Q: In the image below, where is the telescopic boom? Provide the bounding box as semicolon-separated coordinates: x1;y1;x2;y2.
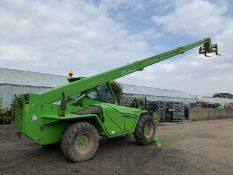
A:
39;38;216;104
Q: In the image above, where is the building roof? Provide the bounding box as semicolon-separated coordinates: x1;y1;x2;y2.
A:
0;67;68;87
0;67;195;99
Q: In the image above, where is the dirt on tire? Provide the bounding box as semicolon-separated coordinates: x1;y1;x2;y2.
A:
61;122;99;162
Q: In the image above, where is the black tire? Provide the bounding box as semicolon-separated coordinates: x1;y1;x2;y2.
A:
61;122;99;162
134;114;156;144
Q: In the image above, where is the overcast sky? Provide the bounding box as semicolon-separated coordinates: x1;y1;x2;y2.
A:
0;0;232;96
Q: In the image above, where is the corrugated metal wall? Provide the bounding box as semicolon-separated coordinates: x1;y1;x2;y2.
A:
0;84;50;108
0;98;3;108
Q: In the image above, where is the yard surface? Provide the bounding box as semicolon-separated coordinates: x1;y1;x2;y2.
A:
0;119;233;175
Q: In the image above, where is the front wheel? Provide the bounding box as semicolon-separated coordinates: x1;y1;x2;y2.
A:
61;122;99;162
134;114;156;144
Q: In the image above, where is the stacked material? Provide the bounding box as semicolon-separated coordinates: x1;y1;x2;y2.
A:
148;101;185;122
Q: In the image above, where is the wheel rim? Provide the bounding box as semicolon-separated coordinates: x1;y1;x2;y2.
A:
76;134;90;153
144;122;154;138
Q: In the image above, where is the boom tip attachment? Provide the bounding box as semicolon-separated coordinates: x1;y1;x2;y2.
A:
199;43;220;57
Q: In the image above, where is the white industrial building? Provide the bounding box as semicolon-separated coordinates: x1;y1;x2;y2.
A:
0;67;226;109
0;68;67;108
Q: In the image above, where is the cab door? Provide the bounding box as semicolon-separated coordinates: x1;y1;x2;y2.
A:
102;104;140;136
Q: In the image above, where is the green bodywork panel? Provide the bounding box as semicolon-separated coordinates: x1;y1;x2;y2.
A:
98;103;142;136
14;38;213;145
15;93;145;145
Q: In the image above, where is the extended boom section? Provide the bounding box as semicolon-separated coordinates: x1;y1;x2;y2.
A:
40;38;212;104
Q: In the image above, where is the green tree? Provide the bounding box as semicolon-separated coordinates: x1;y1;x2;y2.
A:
109;81;123;103
213;93;233;99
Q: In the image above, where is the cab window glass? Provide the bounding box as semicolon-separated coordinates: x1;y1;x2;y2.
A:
87;84;115;103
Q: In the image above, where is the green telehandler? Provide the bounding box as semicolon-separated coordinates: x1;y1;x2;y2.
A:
14;38;218;162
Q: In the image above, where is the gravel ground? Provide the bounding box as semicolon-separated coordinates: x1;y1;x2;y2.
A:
0;119;233;175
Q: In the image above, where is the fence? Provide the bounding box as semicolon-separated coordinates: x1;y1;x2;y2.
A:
121;93;197;106
121;93;233;121
189;108;233;120
121;93;196;121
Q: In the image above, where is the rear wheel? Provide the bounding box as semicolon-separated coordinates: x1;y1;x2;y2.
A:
61;122;99;162
134;114;156;144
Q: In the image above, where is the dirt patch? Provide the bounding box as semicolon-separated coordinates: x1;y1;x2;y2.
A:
1;119;233;175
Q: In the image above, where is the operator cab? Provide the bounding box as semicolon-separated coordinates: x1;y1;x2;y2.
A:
85;83;115;104
69;83;116;104
67;74;116;105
